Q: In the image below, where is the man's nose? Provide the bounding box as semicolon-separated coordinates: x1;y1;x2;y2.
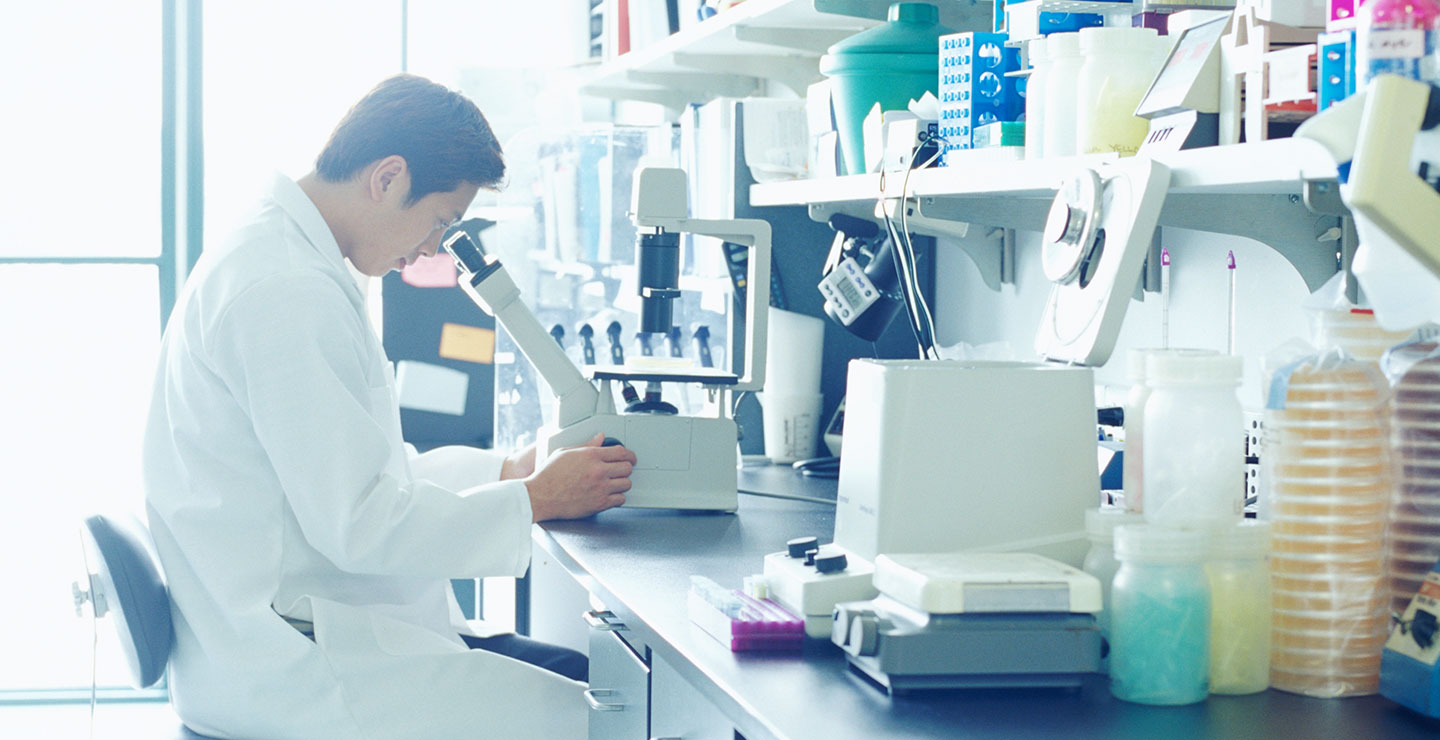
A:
420;229;444;258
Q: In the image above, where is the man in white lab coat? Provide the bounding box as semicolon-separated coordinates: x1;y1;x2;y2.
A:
143;74;635;739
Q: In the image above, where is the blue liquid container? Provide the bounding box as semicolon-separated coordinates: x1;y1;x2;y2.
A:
1109;525;1210;705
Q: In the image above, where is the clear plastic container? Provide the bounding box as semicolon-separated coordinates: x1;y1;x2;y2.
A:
1083;507;1146;674
1382;342;1440;613
1074;27;1163;157
1024;37;1052;160
1142;352;1245;529
1109;525;1210;705
1122;349;1152;514
1042;32;1083;158
1207;520;1272;695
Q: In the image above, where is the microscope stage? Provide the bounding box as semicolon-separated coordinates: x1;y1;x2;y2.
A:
586;365;740;385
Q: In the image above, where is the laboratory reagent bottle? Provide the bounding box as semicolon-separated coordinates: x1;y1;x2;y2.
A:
1083;507;1146;674
1110;524;1211;705
1142;351;1245;530
1207;519;1272;695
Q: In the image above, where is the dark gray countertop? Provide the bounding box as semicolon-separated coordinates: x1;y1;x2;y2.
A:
535;466;1440;740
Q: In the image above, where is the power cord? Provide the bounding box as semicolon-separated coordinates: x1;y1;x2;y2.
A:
877;139;946;359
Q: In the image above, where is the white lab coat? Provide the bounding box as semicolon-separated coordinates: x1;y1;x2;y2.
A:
143;174;586;739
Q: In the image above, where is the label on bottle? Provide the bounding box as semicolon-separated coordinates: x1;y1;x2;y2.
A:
1367;30;1425;60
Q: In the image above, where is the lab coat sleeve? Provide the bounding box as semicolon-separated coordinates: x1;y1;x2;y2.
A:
208;274;532;579
408;445;508;491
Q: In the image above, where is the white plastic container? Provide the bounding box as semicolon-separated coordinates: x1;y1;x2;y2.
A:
1074;27;1163;157
1024;37;1053;160
1142;352;1245;529
1042;33;1083;158
1207;520;1272;695
1122;349;1152;513
1083;507;1146;673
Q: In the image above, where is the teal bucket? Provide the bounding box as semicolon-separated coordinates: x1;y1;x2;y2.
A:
820;3;950;176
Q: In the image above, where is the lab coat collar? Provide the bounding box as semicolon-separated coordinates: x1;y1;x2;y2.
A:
267;172;359;290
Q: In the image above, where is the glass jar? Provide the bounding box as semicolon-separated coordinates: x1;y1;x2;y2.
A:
1083;507;1146;674
1207;519;1272;695
1357;0;1440;86
1110;524;1210;705
1142;351;1245;529
1074;27;1163;157
1042;32;1083;158
1024;37;1052;160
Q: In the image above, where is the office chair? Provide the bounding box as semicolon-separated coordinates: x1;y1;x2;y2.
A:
77;513;221;740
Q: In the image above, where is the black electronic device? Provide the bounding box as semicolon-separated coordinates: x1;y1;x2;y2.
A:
817;214;904;342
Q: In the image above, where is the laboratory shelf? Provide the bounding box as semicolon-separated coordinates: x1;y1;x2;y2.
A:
748;138;1347;291
579;0;993;110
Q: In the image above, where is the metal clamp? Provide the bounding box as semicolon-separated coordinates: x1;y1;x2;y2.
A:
583;609;625;631
583;688;626;712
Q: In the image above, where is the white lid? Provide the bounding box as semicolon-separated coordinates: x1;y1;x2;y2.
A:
1115;524;1206;564
1078;26;1157;54
1047;31;1080;57
873;552;1102;614
1146;351;1242;385
1208;519;1271;559
1028;36;1049;62
1085;507;1146;544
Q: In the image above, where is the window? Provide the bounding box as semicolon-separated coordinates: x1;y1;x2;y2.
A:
0;3;163;692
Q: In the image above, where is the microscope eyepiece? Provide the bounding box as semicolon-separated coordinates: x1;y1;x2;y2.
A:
442;231;488;274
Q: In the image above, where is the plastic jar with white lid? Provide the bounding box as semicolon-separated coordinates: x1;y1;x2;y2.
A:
1083;507;1146;673
1074;26;1163;156
1042;33;1083;158
1109;524;1210;705
1023;37;1052;160
1142;351;1245;529
1207;519;1272;695
1121;349;1153;513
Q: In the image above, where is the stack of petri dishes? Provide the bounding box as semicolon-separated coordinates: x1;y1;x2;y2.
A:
1264;360;1392;697
1385;343;1440;615
1314;308;1414;364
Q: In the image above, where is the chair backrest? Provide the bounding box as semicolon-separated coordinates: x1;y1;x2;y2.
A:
80;514;173;689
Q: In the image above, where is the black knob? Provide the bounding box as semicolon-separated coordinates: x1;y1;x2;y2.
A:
814;551;848;574
804;549;819;566
787;536;819;559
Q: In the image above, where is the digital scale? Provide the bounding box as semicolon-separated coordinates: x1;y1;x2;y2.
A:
831;552;1102;693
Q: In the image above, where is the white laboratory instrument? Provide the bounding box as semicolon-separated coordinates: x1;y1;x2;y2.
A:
831;552;1103;692
1034;156;1172;366
762;538;877;639
832;359;1101;568
1295;75;1440;285
445;167;771;511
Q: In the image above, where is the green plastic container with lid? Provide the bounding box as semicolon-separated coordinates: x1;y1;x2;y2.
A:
819;2;950;175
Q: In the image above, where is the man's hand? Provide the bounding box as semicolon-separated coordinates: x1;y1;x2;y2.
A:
500;442;537;481
525;433;637;522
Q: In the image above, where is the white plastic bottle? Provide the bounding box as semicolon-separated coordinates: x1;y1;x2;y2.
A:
1082;507;1146;673
1074;26;1163;157
1042;33;1083;158
1142;352;1245;530
1121;349;1151;513
1024;37;1053;160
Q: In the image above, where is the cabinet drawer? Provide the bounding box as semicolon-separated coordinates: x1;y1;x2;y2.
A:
586;610;649;740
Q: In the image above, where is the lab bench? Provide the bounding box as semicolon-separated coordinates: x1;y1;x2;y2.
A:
534;466;1440;740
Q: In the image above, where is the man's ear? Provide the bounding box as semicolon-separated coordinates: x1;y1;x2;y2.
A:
367;155;409;203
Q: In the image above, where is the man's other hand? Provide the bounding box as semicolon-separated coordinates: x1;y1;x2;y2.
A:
525;433;636;522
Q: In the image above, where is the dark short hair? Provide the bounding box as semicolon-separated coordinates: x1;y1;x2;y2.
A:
315;74;505;203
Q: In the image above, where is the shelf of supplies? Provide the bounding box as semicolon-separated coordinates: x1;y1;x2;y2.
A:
580;0;886;110
750;138;1347;292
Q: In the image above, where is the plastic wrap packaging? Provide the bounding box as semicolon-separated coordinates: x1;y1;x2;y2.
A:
1381;343;1440;616
1262;337;1394;697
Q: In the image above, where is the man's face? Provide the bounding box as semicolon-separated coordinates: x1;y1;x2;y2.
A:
350;172;479;277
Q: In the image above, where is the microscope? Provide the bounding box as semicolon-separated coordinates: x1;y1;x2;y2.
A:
444;167;771;511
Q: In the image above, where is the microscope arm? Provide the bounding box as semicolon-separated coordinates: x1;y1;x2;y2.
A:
445;236;600;429
1295;75;1440;279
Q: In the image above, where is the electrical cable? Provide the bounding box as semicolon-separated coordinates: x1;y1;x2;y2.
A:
876;169;929;357
899;144;945;358
79;531;97;740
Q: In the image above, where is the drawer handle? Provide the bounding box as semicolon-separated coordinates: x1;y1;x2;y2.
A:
583;688;625;712
583;609;624;631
